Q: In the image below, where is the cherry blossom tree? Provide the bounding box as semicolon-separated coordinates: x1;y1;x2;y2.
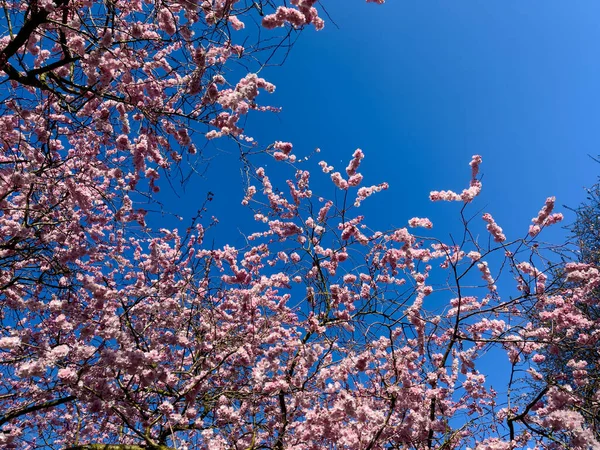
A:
528;177;600;441
1;1;599;450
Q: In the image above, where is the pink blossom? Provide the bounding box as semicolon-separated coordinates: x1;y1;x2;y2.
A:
529;197;563;236
482;213;506;243
343;274;357;283
229;15;245;30
470;154;483;181
318;200;333;222
273;141;293;154
348;173;363;186
319;161;334;173
477;261;497;292
346;148;364;176
532;196;556;225
331;172;349;190
158;8;177;35
429;189;461;202
57;367;78;383
408;217;433;229
2;3;599;449
354;182;388;206
430;156;483;202
0;336;20;349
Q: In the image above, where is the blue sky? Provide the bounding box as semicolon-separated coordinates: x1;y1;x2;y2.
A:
156;0;600;250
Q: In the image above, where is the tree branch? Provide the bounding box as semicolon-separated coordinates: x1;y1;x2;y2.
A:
0;394;76;426
0;0;68;65
65;445;175;450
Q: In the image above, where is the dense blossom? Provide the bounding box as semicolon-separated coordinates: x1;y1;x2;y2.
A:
2;135;597;449
0;1;597;450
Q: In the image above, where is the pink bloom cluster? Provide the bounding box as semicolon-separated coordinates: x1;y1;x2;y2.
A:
482;213;506;243
262;0;325;30
529;196;564;236
355;182;388;207
477;261;497;292
408;217;433;229
1;0;598;447
272;141;294;161
319;160;334;173
430;155;483;203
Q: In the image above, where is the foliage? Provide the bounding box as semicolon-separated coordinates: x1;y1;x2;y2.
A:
0;1;599;449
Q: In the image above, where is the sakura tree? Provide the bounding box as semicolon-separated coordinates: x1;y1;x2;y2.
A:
1;1;599;449
527;178;600;440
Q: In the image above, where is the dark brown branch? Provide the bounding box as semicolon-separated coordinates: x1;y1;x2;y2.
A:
0;394;75;426
65;446;175;450
273;390;288;450
2;62;47;90
0;0;69;65
26;55;80;77
507;386;549;441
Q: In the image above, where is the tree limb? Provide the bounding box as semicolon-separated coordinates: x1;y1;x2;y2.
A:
0;394;76;426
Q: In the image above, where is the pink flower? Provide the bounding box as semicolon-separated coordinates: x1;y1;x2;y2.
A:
532;354;546;363
348;173;363;186
477;261;497;292
470;154;483;181
229;15;245;30
57;367;78;383
408;217;433;229
331;172;349;190
429;190;461;202
273;141;293;154
482;213;506;243
0;336;20;349
318;200;333;222
158;8;177;35
532;196;556;225
430;156;483;203
343;274;357;283
319;161;334;173
346;149;364;176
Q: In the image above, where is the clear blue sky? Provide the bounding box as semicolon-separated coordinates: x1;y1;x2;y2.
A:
152;1;600;250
